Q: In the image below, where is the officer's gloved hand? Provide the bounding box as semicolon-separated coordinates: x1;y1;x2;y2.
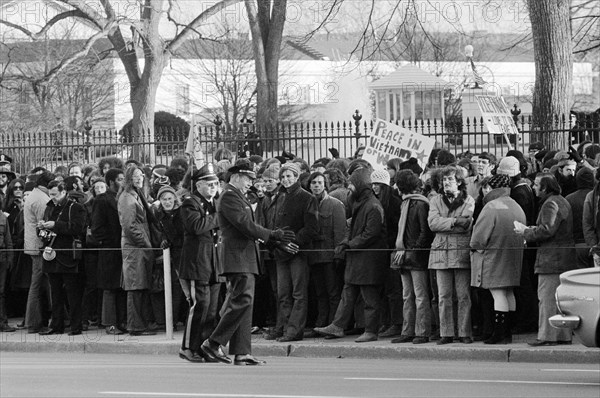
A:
160;239;171;250
568;146;583;163
270;228;295;243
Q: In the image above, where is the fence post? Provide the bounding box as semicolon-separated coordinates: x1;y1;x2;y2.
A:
163;247;173;340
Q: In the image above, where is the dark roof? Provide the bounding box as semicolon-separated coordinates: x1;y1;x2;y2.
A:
369;64;449;89
294;32;536;63
0;39;115;63
0;37;313;63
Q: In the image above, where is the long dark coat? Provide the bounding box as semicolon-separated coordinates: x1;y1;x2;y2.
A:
470;188;526;288
343;188;388;285
178;193;224;283
41;198;86;274
217;183;271;275
91;190;122;289
523;194;577;274
118;190;153;290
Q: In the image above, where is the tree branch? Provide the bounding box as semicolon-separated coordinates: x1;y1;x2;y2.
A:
35;21;117;87
167;0;244;53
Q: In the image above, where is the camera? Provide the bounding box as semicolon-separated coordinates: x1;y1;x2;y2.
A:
37;229;57;240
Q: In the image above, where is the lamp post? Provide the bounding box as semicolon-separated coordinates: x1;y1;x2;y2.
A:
213;114;222;147
84;120;92;163
352;109;362;146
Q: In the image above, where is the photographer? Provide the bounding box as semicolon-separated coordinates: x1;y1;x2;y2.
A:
38;181;87;336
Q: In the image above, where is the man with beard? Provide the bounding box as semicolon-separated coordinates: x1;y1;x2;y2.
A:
554;159;577;197
0;165;16;211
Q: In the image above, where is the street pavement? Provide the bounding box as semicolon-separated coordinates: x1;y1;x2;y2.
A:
1;321;598;364
1;352;599;398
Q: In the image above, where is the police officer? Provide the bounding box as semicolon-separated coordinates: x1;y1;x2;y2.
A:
200;159;295;365
178;163;224;362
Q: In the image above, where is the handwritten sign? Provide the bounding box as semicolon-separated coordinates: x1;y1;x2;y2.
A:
475;95;519;135
362;119;435;170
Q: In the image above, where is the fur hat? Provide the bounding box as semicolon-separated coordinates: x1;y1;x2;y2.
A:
157;185;177;199
487;174;511;189
262;165;280;180
370;169;390;186
575;167;594;190
497;156;520;177
280;162;300;177
399;157;424;176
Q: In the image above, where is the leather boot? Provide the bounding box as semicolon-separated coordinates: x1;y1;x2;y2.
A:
484;311;508;344
505;311;514;343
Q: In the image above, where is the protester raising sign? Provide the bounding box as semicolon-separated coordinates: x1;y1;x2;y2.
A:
363;119;435;170
475;95;519;135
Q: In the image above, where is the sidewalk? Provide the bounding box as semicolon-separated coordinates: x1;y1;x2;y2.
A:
2;323;598;364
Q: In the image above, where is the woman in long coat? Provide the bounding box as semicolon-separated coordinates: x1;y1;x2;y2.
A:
470;174;526;344
428;165;475;344
117;165;155;336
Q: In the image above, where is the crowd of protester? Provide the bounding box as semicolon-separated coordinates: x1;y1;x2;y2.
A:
0;139;598;356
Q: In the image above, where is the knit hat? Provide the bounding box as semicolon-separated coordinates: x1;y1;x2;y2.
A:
575;167;595;190
370;169;390;186
157;185;177;199
487;174;511;189
280;162;300;177
497;156;520;177
399;157;424;176
262;165;279;180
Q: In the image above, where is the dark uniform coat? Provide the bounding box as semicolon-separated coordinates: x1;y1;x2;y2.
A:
179;193;223;283
91;190;122;289
217;183;271;275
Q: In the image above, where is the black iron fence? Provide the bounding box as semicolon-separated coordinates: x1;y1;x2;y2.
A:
1;115;598;175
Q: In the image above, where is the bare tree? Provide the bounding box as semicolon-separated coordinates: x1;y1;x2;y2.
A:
527;0;573;148
179;28;257;133
245;0;287;131
0;0;244;162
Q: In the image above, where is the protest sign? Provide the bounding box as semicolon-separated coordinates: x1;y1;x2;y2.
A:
363;119;435;170
475;95;519;135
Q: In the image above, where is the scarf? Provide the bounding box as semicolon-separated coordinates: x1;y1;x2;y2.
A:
442;189;467;212
392;193;429;269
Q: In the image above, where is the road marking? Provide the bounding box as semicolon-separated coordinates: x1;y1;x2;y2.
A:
100;393;352;398
344;378;600;386
540;369;600;373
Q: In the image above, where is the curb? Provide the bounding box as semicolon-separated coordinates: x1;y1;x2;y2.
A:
2;339;598;364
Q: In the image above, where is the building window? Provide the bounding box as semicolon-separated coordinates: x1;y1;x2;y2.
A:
176;84;190;116
377;91;386;120
414;91;441;120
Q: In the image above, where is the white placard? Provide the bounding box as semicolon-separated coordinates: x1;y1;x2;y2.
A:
475;95;519;135
363;119;436;170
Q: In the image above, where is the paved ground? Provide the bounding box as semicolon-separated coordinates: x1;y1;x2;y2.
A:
1;352;599;398
1;322;598;364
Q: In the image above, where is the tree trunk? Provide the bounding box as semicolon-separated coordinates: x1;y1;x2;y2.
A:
527;0;573;149
246;0;286;147
129;54;166;164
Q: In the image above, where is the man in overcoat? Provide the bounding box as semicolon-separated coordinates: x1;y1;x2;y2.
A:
200;160;294;365
178;163;223;362
92;168;126;335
